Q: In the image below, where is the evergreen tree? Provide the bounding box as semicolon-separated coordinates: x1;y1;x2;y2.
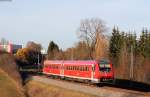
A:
109;27;123;58
138;28;150;57
47;41;59;59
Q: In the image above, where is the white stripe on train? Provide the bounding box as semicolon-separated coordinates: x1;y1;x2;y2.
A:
43;72;100;83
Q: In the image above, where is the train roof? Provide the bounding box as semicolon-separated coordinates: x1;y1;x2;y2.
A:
44;60;98;65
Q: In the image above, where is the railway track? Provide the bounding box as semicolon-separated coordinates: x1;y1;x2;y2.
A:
30;75;150;97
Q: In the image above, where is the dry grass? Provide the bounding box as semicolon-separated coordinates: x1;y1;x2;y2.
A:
0;53;25;97
26;80;98;97
0;69;25;97
0;53;22;85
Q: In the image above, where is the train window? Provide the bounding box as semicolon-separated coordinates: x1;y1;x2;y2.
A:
79;67;81;71
85;66;87;71
70;66;72;70
73;66;74;70
81;66;83;71
92;65;95;71
82;66;84;71
80;66;83;71
83;66;85;71
77;66;79;70
86;67;89;71
84;66;86;71
85;66;88;71
53;65;54;69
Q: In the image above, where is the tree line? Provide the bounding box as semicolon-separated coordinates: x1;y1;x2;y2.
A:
15;18;150;84
46;18;150;83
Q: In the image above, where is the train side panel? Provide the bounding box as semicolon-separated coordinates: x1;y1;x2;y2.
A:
63;64;92;80
43;60;114;83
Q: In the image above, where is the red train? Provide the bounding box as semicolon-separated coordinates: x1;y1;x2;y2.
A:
43;60;114;83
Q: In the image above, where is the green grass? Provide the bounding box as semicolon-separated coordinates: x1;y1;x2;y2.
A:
26;80;98;97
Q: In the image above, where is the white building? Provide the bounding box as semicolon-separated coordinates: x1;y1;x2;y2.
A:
0;43;22;54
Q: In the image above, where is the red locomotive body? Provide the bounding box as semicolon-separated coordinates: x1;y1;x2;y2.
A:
43;60;114;83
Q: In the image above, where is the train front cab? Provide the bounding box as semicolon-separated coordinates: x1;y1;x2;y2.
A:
93;60;114;83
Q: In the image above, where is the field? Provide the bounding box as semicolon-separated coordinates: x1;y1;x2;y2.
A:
26;80;98;97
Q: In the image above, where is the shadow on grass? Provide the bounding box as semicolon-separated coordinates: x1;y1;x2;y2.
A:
20;69;150;93
104;79;150;92
20;70;43;85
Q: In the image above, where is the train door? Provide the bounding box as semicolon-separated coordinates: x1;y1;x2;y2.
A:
60;63;64;78
91;64;95;80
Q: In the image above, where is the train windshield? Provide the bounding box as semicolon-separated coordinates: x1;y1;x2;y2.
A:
99;60;111;72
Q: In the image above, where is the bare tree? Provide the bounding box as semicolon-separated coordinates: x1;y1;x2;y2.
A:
26;41;42;52
94;33;109;60
77;18;107;59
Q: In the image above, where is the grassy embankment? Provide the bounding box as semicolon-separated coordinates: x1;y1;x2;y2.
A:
0;53;25;97
0;53;97;97
0;69;25;97
26;80;98;97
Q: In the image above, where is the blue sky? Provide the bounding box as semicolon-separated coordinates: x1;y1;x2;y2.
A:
0;0;150;50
